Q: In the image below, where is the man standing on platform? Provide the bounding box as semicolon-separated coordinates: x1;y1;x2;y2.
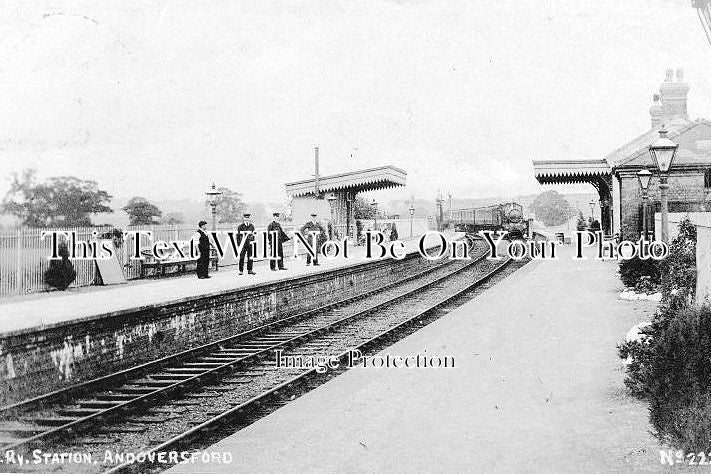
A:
195;220;211;279
300;213;326;266
237;213;256;275
267;212;290;271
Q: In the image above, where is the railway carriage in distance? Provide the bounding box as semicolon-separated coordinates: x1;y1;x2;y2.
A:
450;202;529;240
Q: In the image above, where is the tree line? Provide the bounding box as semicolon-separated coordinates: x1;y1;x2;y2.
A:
0;169;249;227
2;169;579;229
1;169;380;228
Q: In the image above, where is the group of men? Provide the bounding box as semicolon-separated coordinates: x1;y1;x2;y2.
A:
195;212;327;279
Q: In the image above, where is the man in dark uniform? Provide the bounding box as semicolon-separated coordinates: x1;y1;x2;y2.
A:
237;213;256;275
195;220;211;279
267;212;290;271
300;213;327;266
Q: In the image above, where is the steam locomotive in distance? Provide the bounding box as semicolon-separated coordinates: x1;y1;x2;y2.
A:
449;202;530;240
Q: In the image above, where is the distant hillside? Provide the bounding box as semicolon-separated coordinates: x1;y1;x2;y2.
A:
94;197;283;228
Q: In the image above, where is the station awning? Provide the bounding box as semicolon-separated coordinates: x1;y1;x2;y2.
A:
533;159;611;185
285;165;407;197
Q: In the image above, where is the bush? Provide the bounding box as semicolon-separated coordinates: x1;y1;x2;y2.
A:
656;392;711;453
647;304;711;451
658;217;696;304
634;276;659;295
618;216;706;450
44;242;76;290
618;256;660;288
618;336;654;397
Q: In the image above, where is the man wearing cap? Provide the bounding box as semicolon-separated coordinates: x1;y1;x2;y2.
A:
195;220;211;279
267;212;290;271
300;213;327;266
237;213;256;275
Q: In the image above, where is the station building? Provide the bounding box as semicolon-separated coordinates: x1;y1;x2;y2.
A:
284;165;407;238
533;69;711;240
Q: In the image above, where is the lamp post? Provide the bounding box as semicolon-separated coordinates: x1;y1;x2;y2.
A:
588;200;595;221
637;169;653;240
436;194;444;232
409;204;415;238
648;126;679;242
371;199;378;230
326;193;338;239
205;183;222;232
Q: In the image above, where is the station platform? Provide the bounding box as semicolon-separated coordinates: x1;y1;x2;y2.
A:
168;244;666;473
0;232;460;336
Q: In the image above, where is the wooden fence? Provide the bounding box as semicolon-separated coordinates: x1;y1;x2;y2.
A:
0;223;297;299
0;220;431;299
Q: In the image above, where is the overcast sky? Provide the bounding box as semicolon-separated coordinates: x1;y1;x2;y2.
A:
1;0;709;206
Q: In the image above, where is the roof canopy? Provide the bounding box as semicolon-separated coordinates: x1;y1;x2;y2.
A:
533;159;611;185
285;165;407;197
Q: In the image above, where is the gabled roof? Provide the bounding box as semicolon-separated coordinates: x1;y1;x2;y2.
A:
285;165;407;197
605;116;692;167
613;118;711;169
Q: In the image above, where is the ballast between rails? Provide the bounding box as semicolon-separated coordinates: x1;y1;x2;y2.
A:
103;256;514;474
0;242;483;454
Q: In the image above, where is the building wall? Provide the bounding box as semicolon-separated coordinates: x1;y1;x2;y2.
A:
653;212;711;241
0;250;442;405
291;195;333;228
618;170;711;239
613;175;621;236
697;224;711;306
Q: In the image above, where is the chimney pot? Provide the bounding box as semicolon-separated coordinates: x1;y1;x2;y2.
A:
659;69;689;121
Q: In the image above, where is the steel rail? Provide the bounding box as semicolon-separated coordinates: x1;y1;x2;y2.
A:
1;247;484;453
0;249;464;416
102;257;513;474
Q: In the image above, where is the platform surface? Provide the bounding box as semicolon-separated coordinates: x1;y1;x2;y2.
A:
167;244;669;474
0;232;460;335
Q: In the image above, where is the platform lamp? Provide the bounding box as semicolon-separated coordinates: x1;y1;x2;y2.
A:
436;195;445;232
637;169;653;240
370;198;378;229
326;193;338;239
588;200;595;221
409;203;415;238
648;126;679;242
205;183;222;232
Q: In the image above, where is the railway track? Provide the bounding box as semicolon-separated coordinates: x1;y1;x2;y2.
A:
1;242;524;473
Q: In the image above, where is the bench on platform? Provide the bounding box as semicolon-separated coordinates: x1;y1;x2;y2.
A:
140;250;219;278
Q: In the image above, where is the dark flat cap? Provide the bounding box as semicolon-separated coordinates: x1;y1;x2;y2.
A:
243;213;251;218
198;220;208;227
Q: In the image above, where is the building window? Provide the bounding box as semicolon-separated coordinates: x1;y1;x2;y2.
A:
705;168;711;188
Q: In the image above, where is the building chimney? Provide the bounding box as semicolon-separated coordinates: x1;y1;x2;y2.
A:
650;93;663;129
659;67;689;121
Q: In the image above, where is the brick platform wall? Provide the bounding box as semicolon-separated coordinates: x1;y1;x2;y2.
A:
0;252;443;406
618;170;711;240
